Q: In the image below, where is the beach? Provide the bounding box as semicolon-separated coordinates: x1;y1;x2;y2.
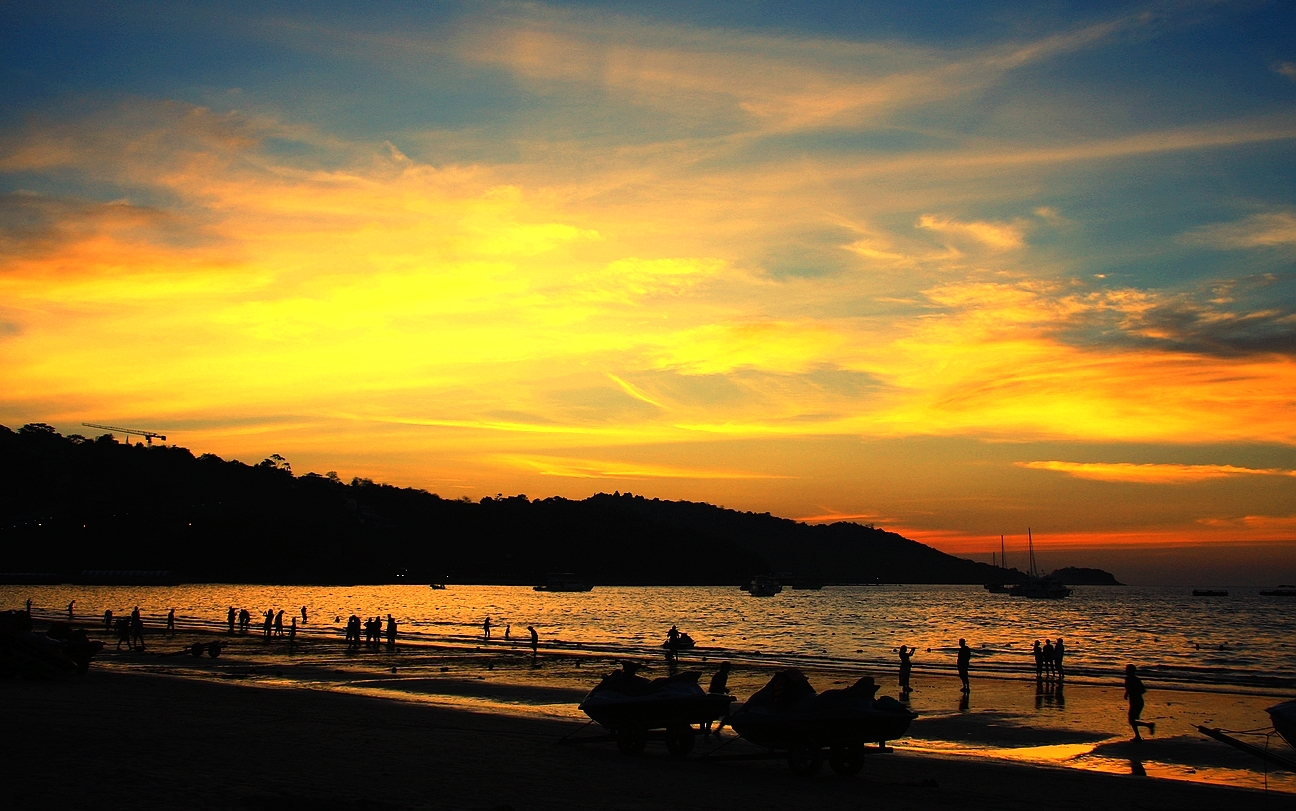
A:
5;608;1294;809
3;667;1284;811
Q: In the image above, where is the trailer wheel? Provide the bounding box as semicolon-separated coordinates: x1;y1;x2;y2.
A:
828;744;865;776
665;725;696;757
616;727;646;756
787;741;823;776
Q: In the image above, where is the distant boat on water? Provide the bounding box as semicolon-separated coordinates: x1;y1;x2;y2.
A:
429;583;446;590
984;535;1012;593
1260;585;1296;597
1192;589;1228;597
742;575;782;597
1008;530;1071;599
534;574;593;592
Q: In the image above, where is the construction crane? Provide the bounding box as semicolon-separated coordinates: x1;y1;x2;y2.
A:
82;423;167;446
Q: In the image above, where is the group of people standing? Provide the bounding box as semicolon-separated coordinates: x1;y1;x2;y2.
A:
896;636;1155;742
345;613;397;649
1033;637;1065;681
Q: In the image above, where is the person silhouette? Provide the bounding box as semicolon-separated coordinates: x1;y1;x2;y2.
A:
1124;664;1155;740
301;606;308;625
26;598;32;614
166;608;176;636
104;609;113;631
957;638;972;692
386;614;397;649
1042;639;1055;680
263;609;273;638
274;610;285;637
67;600;75;620
898;645;914;693
130;607;145;650
1033;640;1044;680
1054;637;1066;681
505;624;511;640
227;606;236;635
708;661;732;694
528;625;538;662
289;617;297;650
483;616;492;640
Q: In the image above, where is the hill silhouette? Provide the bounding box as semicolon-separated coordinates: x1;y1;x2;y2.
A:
1;423;1026;586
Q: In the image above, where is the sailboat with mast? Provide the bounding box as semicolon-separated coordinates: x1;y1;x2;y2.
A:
1007;529;1072;599
984;535;1011;593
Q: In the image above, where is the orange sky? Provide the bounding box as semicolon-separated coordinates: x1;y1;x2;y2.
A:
2;3;1295;575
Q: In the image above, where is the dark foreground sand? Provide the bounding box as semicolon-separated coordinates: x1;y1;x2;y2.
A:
2;670;1286;811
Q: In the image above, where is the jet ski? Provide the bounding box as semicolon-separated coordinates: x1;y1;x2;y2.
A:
726;668;916;775
577;664;734;756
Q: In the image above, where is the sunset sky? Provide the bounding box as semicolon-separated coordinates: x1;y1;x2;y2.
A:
2;2;1294;579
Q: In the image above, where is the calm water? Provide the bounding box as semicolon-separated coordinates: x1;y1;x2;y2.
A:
8;584;1295;692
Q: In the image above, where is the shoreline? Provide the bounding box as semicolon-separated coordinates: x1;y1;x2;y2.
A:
28;611;1294;797
2;667;1289;810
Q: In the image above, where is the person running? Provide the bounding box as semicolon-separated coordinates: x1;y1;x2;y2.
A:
898;645;914;693
1124;664;1155;740
1054;637;1066;681
956;638;972;692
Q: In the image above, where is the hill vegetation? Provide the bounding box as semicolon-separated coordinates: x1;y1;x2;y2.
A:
2;423;1028;586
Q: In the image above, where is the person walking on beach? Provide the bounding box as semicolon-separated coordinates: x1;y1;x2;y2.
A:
289;617;297;650
1124;664;1155;741
1042;639;1056;680
104;609;113;631
274;610;285;638
505;624;511;640
898;645;914;693
386;614;397;649
483;616;492;640
263;609;273;638
528;625;538;661
227;606;236;634
166;608;176;636
956;638;972;692
67;600;75;620
1054;638;1065;681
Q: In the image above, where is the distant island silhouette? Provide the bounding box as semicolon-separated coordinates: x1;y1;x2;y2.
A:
0;423;1113;587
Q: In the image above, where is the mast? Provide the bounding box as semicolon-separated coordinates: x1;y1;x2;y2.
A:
1001;535;1006;570
1027;528;1037;578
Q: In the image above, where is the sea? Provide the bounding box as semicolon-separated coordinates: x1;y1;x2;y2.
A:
7;583;1295;693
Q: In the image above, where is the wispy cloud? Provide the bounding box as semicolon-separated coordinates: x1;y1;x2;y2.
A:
1184;211;1296;250
500;454;792;480
1019;461;1296;484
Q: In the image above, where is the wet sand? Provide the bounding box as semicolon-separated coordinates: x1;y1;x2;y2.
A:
3;668;1286;811
6;616;1294;807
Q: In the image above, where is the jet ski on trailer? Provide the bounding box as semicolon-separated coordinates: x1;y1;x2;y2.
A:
565;664;734;756
723;668;916;776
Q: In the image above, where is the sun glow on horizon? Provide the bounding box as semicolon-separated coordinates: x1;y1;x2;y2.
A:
2;2;1294;563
